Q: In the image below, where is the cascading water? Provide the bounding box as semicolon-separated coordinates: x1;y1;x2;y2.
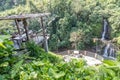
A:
109;48;115;59
101;19;107;40
101;19;116;59
103;43;116;59
103;43;110;57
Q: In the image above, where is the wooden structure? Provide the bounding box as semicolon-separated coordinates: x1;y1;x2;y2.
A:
0;13;50;52
58;50;104;61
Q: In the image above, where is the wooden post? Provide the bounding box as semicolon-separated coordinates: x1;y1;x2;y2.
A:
84;51;87;56
68;50;70;54
95;53;97;58
40;17;48;52
23;19;29;41
15;19;21;35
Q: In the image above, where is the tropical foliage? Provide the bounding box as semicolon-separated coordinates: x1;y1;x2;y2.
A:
0;0;120;80
0;40;120;80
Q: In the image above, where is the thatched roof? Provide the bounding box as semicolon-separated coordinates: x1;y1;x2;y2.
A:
0;13;50;20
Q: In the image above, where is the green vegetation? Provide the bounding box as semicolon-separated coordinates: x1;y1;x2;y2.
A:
0;35;11;42
0;39;120;80
0;0;120;80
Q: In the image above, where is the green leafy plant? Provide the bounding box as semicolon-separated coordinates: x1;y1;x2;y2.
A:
26;41;42;57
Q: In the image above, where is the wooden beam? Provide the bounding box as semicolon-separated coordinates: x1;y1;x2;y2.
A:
0;13;50;20
15;19;21;35
23;19;29;41
40;17;48;52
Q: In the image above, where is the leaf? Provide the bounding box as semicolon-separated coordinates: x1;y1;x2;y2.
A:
0;42;6;49
54;71;65;79
106;69;116;78
0;62;9;67
113;77;120;80
0;75;6;80
11;60;23;78
48;68;65;79
29;72;38;79
103;60;118;66
0;35;11;42
33;61;45;66
20;71;29;80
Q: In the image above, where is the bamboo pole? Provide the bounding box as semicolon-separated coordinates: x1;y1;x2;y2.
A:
15;19;21;35
23;19;29;41
40;17;48;52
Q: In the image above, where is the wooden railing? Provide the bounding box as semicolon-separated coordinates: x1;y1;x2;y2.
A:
67;50;104;61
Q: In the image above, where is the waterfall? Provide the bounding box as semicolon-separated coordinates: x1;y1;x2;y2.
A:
101;19;107;40
103;43;110;57
109;48;115;59
101;19;116;59
109;48;114;57
103;43;115;59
